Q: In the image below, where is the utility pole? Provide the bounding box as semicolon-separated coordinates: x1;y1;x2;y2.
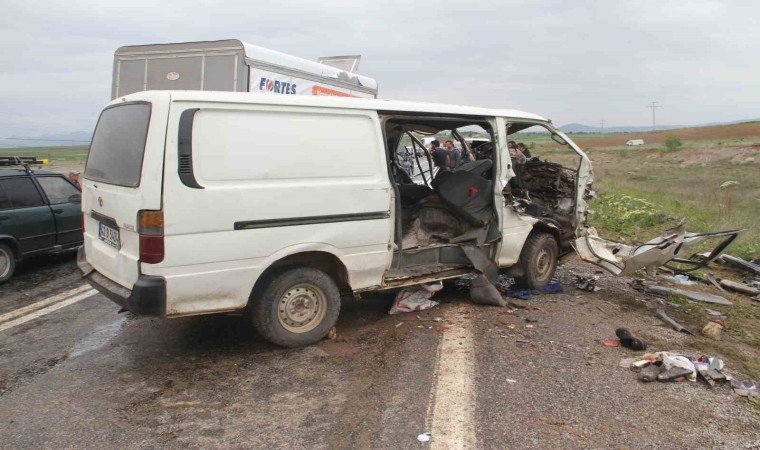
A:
646;101;662;131
598;119;606;131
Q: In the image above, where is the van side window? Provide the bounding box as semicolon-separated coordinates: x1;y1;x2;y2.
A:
0;177;45;209
37;176;81;204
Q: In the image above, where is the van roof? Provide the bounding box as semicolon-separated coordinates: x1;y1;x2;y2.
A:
118;90;550;123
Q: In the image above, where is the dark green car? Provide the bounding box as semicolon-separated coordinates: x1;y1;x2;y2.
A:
0;168;82;283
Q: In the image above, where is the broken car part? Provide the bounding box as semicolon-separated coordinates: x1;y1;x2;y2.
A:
647;286;732;306
655;309;694;335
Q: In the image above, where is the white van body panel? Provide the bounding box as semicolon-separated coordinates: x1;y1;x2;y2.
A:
82;95;170;289
152;98;393;315
626;139;644;146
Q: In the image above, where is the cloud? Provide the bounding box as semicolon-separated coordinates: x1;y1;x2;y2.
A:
1;0;759;136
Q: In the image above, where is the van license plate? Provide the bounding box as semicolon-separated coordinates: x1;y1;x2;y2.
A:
98;223;121;249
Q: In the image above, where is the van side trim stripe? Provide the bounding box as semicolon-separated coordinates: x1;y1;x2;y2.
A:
234;211;390;230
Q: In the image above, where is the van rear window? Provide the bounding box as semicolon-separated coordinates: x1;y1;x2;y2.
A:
85;102;151;187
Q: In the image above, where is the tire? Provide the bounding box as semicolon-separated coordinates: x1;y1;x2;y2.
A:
515;232;558;289
251;267;341;348
0;243;16;284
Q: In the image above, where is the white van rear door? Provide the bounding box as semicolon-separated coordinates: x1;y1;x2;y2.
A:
82;93;169;289
573;227;743;276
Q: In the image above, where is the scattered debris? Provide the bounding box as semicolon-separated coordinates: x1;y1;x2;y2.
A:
603;340;620;347
706;273;725;291
507;288;532;300
326;327;337;340
516;339;531;344
673;274;696;285
730;379;759;397
719;279;760;296
506;379;517;383
470;274;507;307
701;322;723;340
705;308;723;317
719;180;739;188
395;322;404;328
721;254;760;276
576;275;601;292
655;309;694;335
389;282;442;315
615;327;647;350
638;364;663;382
646;285;732;306
417;432;432;443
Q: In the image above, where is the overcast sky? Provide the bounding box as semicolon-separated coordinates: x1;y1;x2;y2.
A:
1;0;759;137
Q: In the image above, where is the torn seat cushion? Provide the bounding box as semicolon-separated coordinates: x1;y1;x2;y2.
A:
436;171;493;227
455;159;493;176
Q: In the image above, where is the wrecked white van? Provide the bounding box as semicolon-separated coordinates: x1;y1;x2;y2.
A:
78;91;740;347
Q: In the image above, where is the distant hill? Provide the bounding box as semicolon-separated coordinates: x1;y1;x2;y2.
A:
0;131;92;149
559;118;760;134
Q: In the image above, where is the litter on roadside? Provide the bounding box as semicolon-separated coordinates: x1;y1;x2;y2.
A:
655;309;694;335
389;282;442;315
615;327;647;350
705;308;723;317
730;379;759;397
701;321;723;340
417;432;432;443
672;274;696;285
624;352;727;385
576;275;601;292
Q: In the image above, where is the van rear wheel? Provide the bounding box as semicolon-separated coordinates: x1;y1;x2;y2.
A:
251;267;341;348
515;232;558;289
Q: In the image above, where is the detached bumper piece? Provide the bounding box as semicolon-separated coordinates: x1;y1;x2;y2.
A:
77;247;166;316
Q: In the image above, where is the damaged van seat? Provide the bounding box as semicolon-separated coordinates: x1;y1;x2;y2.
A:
436;171;493;227
398;184;433;206
455;159;492;176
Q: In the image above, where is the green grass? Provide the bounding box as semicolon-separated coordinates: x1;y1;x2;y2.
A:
0;145;89;163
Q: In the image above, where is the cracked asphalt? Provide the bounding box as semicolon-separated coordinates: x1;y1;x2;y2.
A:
0;253;758;449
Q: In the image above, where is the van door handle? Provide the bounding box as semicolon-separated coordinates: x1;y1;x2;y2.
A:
52;209;63;214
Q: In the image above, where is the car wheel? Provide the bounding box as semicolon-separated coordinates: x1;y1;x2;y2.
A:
0;243;16;284
251;267;341;348
515;232;558;289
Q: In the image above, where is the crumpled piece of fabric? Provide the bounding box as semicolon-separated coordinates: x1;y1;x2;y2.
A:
660;352;697;382
389;282;443;315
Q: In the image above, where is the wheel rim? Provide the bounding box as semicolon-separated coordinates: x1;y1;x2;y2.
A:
535;249;554;281
277;283;327;333
0;249;9;278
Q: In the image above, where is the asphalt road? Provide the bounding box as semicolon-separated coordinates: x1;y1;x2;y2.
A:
0;253;758;449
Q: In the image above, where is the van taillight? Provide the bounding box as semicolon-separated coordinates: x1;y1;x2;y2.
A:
138;210;164;264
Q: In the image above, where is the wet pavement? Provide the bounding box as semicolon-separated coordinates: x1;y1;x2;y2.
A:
0;254;758;449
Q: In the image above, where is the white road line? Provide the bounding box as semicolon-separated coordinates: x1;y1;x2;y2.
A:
428;304;478;450
0;285;93;324
0;290;98;333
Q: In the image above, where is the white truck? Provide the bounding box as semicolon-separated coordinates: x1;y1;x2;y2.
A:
626;139;644;146
111;39;378;100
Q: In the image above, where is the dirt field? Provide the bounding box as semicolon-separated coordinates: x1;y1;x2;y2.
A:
571;121;760;148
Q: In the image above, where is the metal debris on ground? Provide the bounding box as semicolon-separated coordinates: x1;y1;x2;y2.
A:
576;275;601;292
719;279;760;296
706;273;725;291
720;254;760;276
705;308;724;317
646;285;733;306
655;309;695;335
388;282;442;315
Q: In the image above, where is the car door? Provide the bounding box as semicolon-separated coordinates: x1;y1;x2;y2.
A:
35;175;83;246
0;176;57;254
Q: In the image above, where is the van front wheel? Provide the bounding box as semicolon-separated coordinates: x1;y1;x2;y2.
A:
251;267;341;348
515;232;558;289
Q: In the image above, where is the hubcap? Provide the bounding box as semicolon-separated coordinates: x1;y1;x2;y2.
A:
536;249;552;279
277;284;327;333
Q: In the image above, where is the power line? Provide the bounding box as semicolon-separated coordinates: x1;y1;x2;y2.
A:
598;119;606;130
645;102;663;131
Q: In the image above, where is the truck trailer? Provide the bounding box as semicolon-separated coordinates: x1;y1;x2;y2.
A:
112;39;378;100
